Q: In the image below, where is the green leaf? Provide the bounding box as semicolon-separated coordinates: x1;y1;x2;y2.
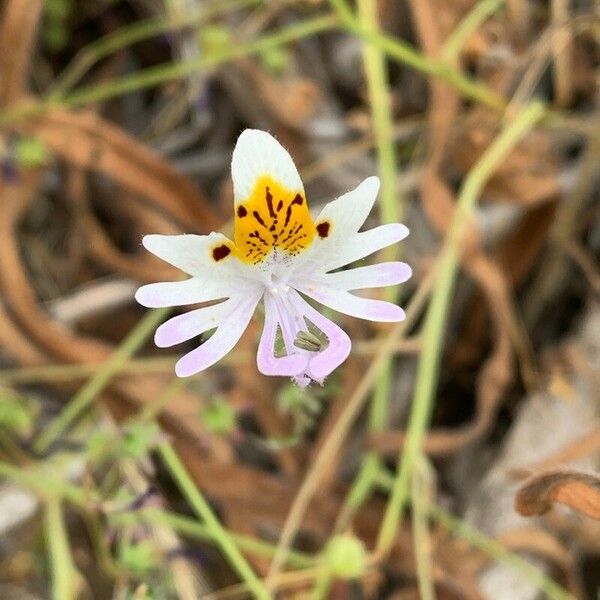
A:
0;391;33;435
117;540;157;575
200;398;236;435
14;136;49;167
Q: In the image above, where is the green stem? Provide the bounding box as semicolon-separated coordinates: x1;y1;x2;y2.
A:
0;15;338;127
111;508;315;569
33;308;169;455
45;498;76;600
49;0;262;98
0;461;93;507
429;505;575;600
157;441;271;600
411;457;436;600
341;0;403;524
329;0;506;111
441;0;504;61
376;101;547;555
377;469;574;600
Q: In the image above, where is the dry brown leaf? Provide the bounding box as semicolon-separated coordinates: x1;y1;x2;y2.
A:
19;107;221;234
515;468;600;519
0;0;43;107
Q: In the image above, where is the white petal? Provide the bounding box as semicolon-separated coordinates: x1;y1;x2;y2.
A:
154;298;237;348
136;278;236;308
256;295;308;377
142;233;251;281
320;261;412;291
231;129;303;204
295;284;405;322
175;292;262;377
313;176;380;239
321;223;409;272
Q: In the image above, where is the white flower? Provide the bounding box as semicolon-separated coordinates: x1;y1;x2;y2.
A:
135;129;411;386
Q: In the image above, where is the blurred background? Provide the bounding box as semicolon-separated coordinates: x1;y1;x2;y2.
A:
0;0;599;598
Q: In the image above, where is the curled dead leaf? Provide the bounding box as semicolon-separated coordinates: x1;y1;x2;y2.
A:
515;469;600;520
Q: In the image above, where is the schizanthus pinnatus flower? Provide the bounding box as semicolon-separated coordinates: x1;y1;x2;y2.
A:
136;130;411;386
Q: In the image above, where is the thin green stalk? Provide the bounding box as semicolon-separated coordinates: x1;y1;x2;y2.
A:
111;508;315;569
0;461;93;507
33;308;169;455
411;456;436;600
441;0;504;61
157;441;271;600
45;498;76;600
429;505;575;600
311;568;332;600
376;470;574;600
376;101;547;555
342;0;402;523
0;14;338;127
49;0;262;98
0;335;415;385
329;0;506;111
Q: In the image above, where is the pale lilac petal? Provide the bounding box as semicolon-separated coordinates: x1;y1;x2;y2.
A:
136;278;235;308
293;374;312;388
257;295;308;377
295;284;405;322
320;261;412;291
155;299;236;348
322;223;409;272
287;290;351;380
175;292;261;377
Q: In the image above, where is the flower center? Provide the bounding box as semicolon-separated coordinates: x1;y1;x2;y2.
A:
233;175;315;264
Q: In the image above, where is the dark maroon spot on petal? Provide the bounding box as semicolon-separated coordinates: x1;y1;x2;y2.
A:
212;245;231;261
265;187;276;218
316;222;330;238
276;200;283;212
237;205;247;218
253;211;267;228
291;194;303;206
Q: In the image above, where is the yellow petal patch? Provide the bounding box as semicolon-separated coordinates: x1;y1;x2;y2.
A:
233;174;315;264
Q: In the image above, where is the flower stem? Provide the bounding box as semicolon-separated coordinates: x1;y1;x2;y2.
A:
45;498;76;600
0;14;338;127
376;101;547;555
156;441;272;600
329;0;506;111
342;0;402;523
429;506;574;600
111;508;315;569
49;0;262;98
33;307;169;455
441;0;504;61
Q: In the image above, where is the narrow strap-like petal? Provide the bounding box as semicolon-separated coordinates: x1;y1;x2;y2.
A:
287;177;381;278
136;277;239;308
287;290;351;381
295;284;405;322
313;176;380;239
154;298;238;348
320;261;412;291
256;295;308;377
175;292;262;377
321;223;409;272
